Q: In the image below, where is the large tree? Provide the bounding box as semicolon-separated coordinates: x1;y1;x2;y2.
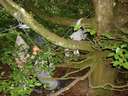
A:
0;0;128;96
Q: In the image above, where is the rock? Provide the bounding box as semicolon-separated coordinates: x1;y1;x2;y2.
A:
37;71;59;90
70;29;87;41
15;35;30;68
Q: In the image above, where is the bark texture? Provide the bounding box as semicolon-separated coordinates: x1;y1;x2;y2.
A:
93;0;114;37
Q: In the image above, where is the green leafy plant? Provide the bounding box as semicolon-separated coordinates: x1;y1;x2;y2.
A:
111;44;128;70
0;48;41;96
86;26;96;36
0;33;61;95
34;48;61;75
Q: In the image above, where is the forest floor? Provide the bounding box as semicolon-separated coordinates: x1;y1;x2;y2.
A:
0;64;128;96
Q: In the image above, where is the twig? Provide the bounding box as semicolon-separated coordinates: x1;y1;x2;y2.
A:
49;71;90;96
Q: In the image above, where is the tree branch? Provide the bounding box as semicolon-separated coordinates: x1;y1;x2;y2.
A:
0;0;94;51
42;15;96;28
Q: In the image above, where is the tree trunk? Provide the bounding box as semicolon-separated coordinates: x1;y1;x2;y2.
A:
93;0;114;38
89;0;116;96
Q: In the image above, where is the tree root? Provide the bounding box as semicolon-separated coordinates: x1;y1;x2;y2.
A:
49;71;90;96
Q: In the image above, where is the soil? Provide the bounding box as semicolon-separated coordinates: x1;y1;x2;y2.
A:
0;64;11;80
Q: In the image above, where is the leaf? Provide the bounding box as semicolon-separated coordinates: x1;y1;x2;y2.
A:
114;54;120;60
118;58;124;65
113;61;120;67
123;63;128;69
116;47;121;54
74;24;81;31
125;53;128;58
86;28;96;35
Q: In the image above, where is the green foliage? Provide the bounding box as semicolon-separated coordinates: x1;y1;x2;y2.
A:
0;32;61;95
86;26;96;35
110;44;128;69
30;0;94;18
0;7;16;29
0;47;41;96
0;1;94;95
72;23;81;31
34;48;62;75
